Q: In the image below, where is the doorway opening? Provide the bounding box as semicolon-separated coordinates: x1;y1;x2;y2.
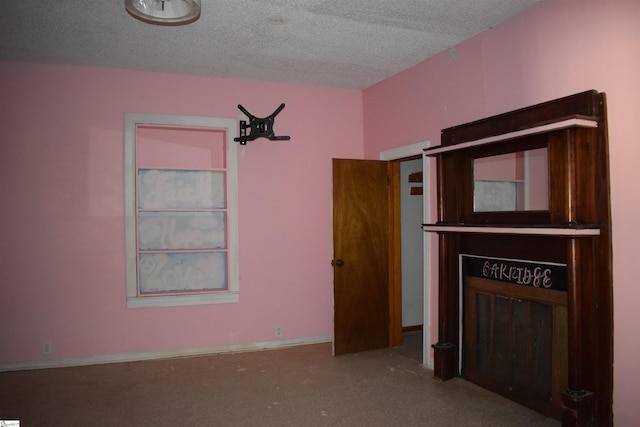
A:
380;142;430;367
398;157;424;364
331;142;430;365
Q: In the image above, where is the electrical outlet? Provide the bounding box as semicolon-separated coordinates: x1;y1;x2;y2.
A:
42;340;52;355
275;325;283;337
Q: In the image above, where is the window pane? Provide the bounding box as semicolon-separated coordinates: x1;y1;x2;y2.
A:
139;252;227;294
136;125;227;169
138;169;225;209
139;212;226;250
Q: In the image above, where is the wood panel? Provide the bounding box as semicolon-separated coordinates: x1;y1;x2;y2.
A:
464;276;567;420
333;159;390;355
389;160;402;347
440;91;600;146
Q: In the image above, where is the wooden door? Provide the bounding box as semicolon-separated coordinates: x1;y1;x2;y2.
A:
332;158;395;355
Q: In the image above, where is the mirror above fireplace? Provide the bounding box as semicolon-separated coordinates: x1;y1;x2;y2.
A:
473;148;549;212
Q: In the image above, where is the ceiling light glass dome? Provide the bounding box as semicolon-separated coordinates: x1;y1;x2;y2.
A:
125;0;201;26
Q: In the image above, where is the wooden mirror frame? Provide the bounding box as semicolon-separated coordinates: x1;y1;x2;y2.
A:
462;135;551;224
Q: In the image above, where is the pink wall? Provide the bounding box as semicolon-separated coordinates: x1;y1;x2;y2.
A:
0;64;363;364
2;0;639;423
363;0;640;423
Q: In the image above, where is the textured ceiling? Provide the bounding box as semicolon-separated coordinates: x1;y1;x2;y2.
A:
0;0;542;89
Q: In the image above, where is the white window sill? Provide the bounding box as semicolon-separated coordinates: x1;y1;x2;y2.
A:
127;291;239;309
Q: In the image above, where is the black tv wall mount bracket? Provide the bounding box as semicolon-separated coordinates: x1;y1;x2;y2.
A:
233;103;291;145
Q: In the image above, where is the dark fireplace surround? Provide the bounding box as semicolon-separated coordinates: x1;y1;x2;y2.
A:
423;91;613;426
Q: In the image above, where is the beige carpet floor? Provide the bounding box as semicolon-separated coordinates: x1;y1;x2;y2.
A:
1;334;559;426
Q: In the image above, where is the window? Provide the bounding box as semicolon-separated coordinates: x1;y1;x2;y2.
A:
124;114;238;308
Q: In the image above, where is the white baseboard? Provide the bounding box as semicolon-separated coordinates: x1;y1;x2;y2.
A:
0;336;333;372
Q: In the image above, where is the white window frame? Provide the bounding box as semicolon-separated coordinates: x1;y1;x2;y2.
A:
124;113;239;308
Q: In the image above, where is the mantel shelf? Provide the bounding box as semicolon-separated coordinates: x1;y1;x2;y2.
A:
422;223;600;236
424;116;598;156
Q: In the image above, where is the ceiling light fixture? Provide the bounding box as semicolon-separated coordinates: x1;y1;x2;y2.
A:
125;0;201;26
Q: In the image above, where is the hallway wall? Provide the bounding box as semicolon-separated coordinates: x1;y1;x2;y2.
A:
400;158;424;328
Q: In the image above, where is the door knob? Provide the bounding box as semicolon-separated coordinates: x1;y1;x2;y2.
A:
332;259;344;267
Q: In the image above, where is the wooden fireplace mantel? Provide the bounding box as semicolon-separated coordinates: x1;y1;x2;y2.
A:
423;116;598;156
425;90;613;426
